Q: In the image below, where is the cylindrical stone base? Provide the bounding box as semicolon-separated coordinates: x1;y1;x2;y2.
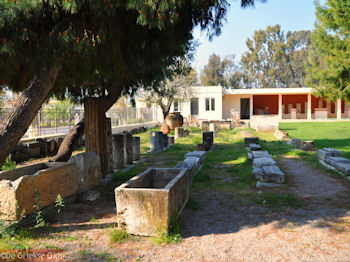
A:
132;136;140;161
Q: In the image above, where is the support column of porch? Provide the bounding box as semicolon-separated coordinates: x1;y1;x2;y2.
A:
249;95;253;119
307;93;312;120
337;98;342;120
278;94;282;119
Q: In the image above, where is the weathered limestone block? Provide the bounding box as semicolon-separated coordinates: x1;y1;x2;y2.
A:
69;152;102;193
184;151;206;163
175;157;200;178
317;148;341;161
26;141;41;158
115;168;189;236
249;143;261;151
163;134;169;148
112;134;124;169
203;131;214;145
254;166;285;183
175;127;189;139
325;156;350;166
252;167;264;180
252;151;270;159
332;162;350;176
299;140;317;151
252;157;276;169
123;132;133;165
150;131;158;152
157;131;164;151
132;136;141;161
0;162;78;220
244;137;259;147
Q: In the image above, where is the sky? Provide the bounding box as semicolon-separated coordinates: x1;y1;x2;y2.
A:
192;0;317;72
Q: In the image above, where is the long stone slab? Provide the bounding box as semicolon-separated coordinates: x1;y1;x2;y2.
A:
325;156;350;166
184;151;206;163
175;157;201;178
332;162;350;176
0;162;78;220
317;148;341;161
252;157;276;169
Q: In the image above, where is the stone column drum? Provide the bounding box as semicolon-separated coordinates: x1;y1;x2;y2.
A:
132;136;141;161
150;131;158;152
112;134;124;169
123;132;133;165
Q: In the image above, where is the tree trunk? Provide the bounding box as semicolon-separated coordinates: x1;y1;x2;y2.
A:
0;65;61;166
49;120;84;162
51;86;122;169
84;98;109;176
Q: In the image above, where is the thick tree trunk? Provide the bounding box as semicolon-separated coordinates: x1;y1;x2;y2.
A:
85;98;109;176
51;85;122;164
0;65;61;166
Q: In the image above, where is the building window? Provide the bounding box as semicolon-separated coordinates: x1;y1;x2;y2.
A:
205;98;215;111
205;98;210;111
174;101;181;112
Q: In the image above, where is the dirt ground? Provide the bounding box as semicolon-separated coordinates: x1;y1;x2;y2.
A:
40;156;350;262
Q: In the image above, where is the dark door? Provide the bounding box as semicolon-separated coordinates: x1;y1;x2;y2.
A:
191;98;199;115
240;98;250;119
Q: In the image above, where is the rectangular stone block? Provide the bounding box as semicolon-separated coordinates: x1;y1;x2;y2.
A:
252;157;276;169
203;131;214;145
332;162;350;176
252;151;270;159
150;131;158;152
0;162;78;220
115;168;189;236
325;156;350;166
323;148;341;157
26;141;41;158
317;149;332;161
175;157;200;179
69;152;102;193
157;131;164;151
256;166;285;183
249;143;261;151
184;151;206;163
112;134;124;169
163;134;169;148
123;132;133;165
132;136;141;161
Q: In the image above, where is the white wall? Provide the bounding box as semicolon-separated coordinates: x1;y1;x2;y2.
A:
222;94;252;120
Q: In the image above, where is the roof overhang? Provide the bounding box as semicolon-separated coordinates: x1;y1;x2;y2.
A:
223;87;313;95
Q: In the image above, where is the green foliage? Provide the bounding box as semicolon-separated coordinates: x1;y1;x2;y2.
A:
241;25;311;88
153;214;182;245
33;190;46;229
55;194;65;214
306;0;350;100
0;156;16;171
108;229;129;243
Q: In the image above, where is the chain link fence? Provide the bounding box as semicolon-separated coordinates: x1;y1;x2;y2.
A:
0;106;158;138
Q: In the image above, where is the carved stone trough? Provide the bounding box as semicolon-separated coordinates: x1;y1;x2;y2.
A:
115;168;189;236
0;162;78;220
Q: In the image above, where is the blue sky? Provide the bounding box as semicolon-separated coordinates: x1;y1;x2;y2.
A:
193;0;317;71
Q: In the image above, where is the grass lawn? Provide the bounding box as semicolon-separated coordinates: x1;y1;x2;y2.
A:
279;122;350;158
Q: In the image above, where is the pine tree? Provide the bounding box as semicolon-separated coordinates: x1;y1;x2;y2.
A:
306;0;350;100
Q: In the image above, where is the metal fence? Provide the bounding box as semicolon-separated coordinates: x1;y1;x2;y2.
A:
0;106;158;138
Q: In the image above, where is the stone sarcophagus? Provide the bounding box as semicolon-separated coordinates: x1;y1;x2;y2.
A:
0;162;78;220
115;168;189;236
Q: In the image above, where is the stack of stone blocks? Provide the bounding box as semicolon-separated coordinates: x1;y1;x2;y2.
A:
318;148;350;178
245;137;285;188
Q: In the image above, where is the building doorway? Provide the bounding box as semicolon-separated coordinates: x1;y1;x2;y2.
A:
191;98;199;116
240;98;250;119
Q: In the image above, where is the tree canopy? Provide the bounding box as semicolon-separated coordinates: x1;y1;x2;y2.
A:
241;24;311;88
306;0;350;101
